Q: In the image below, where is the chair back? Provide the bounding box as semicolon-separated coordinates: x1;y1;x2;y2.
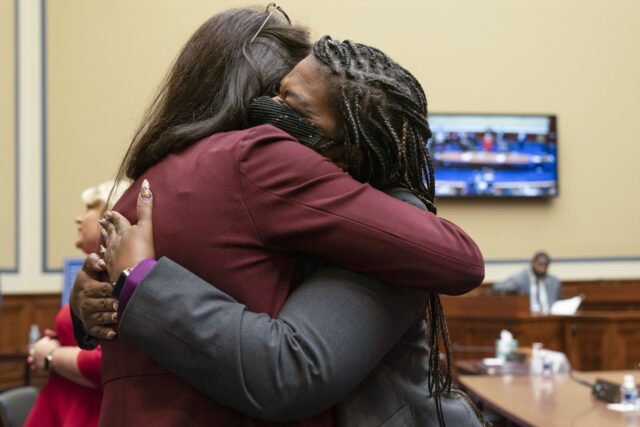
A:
0;386;38;427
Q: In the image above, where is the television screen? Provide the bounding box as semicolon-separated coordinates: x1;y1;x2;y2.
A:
428;114;558;197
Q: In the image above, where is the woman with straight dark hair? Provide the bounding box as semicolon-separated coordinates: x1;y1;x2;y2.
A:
71;5;484;426
114;6;310;183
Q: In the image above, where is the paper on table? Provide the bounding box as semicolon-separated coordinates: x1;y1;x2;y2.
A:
607;403;640;413
482;358;505;366
550;295;583;315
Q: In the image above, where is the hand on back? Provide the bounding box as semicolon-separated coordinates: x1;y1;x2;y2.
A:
70;180;156;340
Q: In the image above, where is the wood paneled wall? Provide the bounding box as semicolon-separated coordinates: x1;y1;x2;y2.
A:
0;294;60;391
472;279;640;310
443;279;640;371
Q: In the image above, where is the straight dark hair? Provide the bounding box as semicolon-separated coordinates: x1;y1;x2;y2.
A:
114;7;310;188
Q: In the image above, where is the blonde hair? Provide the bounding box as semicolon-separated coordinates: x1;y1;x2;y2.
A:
81;180;130;210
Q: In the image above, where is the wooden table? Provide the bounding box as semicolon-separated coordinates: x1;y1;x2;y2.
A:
456;360;529;376
459;370;640;427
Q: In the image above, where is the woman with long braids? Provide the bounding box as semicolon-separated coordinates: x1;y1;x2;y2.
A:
71;7;484;427
306;37;458;423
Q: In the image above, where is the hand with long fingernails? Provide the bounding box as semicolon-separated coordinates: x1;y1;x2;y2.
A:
69;253;118;339
101;179;156;283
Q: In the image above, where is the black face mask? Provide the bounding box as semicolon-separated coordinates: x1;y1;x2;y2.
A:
248;96;325;148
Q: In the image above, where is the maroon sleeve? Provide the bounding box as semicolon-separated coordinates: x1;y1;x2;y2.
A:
237;125;485;295
76;345;102;387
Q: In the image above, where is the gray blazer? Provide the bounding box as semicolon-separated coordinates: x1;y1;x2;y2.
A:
493;268;562;307
121;261;425;422
118;189;481;425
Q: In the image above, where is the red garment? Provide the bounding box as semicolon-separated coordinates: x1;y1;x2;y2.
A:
100;125;484;426
24;305;102;427
482;134;495;152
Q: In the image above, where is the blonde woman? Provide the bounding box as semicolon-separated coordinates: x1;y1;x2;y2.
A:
24;180;128;427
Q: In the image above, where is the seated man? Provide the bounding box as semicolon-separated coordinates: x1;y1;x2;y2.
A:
493;251;561;314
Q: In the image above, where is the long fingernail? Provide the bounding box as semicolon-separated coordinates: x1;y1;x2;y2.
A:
113;301;118;311
112;312;118;322
99;218;108;227
106;331;116;339
100;245;106;254
141;179;152;199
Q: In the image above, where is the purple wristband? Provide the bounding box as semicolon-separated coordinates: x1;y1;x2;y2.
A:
117;258;157;319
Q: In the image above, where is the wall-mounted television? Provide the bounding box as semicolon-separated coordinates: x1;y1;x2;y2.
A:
428;114;558;198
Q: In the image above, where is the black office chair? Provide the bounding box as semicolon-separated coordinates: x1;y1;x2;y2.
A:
0;386;38;427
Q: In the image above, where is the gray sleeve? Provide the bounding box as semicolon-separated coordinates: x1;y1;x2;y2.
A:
119;258;427;422
493;270;525;293
493;278;518;293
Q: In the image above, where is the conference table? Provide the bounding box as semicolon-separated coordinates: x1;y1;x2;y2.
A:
458;370;640;426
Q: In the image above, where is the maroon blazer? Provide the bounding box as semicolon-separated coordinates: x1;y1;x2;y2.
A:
100;125;484;426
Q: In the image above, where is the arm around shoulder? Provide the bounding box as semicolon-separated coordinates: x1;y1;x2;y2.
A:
238;126;484;294
119;257;427;421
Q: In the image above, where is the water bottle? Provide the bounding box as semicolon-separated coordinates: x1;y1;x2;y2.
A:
620;374;638;407
28;324;41;348
496;330;517;361
542;354;553;378
530;342;543;375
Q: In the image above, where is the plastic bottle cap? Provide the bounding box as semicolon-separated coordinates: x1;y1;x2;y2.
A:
500;330;513;341
623;375;635;386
